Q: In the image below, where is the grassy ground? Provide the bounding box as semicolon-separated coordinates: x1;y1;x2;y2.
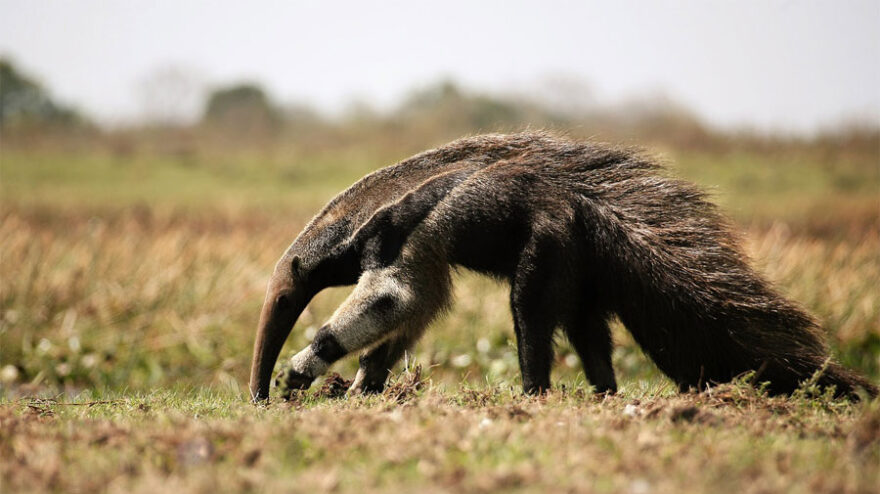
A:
1;134;879;492
3;381;879;494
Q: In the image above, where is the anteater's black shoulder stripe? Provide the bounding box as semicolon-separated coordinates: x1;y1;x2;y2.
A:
353;166;481;269
312;327;346;364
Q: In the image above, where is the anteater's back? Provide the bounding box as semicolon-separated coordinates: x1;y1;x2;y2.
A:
291;134;546;260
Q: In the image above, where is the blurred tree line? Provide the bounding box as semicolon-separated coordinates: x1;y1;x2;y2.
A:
0;60;86;129
2;57;877;158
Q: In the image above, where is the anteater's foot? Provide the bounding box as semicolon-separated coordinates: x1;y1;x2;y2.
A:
275;366;315;400
677;382;700;394
522;382;551;396
347;368;387;395
592;382;617;396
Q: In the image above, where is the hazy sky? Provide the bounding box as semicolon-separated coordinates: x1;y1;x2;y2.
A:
1;0;878;133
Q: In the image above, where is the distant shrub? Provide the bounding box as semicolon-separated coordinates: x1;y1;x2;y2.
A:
0;59;85;129
202;83;280;136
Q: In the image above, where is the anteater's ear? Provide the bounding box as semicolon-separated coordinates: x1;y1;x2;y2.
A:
290;255;302;276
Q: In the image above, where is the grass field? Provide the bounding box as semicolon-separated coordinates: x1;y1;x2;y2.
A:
1;133;879;493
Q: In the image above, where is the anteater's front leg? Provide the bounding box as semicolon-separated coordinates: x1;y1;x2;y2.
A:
275;267;410;394
276;265;448;395
349;329;424;394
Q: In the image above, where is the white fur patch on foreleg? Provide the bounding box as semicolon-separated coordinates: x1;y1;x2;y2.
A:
288;345;329;378
325;267;413;352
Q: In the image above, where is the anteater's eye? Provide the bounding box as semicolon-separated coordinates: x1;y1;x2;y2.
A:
275;294;290;310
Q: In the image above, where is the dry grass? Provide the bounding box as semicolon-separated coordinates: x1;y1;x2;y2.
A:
1;383;878;494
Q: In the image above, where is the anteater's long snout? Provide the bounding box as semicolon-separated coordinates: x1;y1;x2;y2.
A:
248;289;306;402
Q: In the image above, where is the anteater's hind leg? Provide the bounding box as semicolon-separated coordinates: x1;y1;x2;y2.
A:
510;236;566;395
563;309;617;394
349;323;428;394
276;264;449;393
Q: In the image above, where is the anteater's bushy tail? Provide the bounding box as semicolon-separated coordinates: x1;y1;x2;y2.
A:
814;361;879;399
572;147;877;399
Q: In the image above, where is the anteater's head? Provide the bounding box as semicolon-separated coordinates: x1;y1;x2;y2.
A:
248;252;311;402
248;221;361;402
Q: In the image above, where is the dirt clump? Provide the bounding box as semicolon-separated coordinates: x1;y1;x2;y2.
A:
316;373;353;399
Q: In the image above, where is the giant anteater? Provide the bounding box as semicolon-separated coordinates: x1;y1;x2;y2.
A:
248;132;876;401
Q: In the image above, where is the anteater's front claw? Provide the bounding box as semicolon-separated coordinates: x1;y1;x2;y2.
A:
275;366;315;400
